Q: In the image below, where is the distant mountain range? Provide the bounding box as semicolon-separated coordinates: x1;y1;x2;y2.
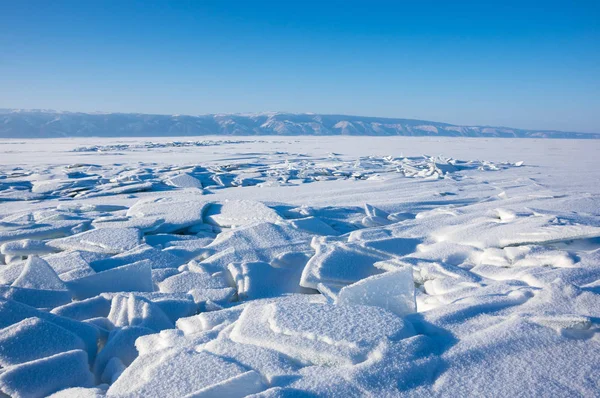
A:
0;109;597;139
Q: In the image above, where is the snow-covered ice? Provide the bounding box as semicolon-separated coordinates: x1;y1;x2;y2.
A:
0;136;599;396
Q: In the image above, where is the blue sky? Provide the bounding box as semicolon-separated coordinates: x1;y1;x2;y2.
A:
1;0;598;132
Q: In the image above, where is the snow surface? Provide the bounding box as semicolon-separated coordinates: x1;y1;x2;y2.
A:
0;136;599;396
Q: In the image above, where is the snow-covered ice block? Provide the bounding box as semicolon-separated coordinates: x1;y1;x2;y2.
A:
93;326;154;382
57;203;127;213
11;256;67;291
204;338;298;384
230;300;413;366
430;316;600;397
90;244;183;272
300;238;388;290
200;221;314;270
91;216;164;233
0;317;86;367
0;239;59;256
176;307;244;335
0;261;26;285
360;237;421;257
433;214;600;249
44;251;103;281
101;357;126;384
3;254;24;264
337;268;416;316
271;250;312;269
31;178;97;195
53;292;197;324
51;295;112;321
107;294;174;331
0;219;90;245
204;200;282;228
0;298;99;360
184;370;265;398
48;385;108;398
165;173;203;189
362;203;392;227
134;328;219;357
126;195;208;233
408;241;475;267
282;364;368;396
84;181;154;198
0;257;72;308
227;261;306;300
158;268;229;293
477;245;576;269
161;238;214;262
0;349;94;398
106;348;255;397
188;287;236;309
288;216;341;236
144;233;200;248
135;292;198;323
364;203;391;219
48;228;141;254
0;285;72;310
152;267;179;283
66;259;153;300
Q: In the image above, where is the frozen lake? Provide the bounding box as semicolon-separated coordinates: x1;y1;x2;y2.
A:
1;136;599;397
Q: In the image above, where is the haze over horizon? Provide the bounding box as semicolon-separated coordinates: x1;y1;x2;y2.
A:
1;1;599;133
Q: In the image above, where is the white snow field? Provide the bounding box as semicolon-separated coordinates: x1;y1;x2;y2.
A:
0;136;599;397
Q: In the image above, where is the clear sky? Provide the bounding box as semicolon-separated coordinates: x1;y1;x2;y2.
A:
1;0;598;132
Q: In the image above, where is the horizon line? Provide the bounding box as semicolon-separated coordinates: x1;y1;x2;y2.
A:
1;108;597;136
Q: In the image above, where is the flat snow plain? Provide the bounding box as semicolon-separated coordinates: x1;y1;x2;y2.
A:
1;136;599;397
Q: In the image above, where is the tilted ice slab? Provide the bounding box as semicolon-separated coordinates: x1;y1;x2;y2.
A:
337;267;416;317
204;200;283;228
0;257;72;308
432;212;600;249
126;195;208;233
176;307;245;335
230;299;413;366
0;219;89;246
65;259;153;300
93;326;156;384
228;261;309;300
300;237;390;291
165;173;203;189
91;216;165;233
43;251;100;281
47;386;108;398
107;294;175;332
51;291;197;326
90;244;183;272
48;228;141;254
158;267;229;294
0;285;72;309
0;257;73;308
200;221;315;270
106;348;264;398
0;298;99;361
0;317;86;367
0;349;94;398
11;256;66;291
0;239;60;257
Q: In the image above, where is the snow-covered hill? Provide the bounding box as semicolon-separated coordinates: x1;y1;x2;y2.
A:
0;109;597;139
